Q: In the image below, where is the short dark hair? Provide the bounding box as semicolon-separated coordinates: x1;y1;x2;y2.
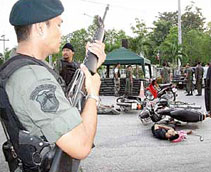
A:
169;134;179;141
14;21;50;42
62;43;74;52
14;25;32;42
115;63;120;68
152;79;157;85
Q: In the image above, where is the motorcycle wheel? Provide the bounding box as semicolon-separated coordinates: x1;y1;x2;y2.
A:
116;97;125;103
161;90;176;101
144;90;154;101
138;110;152;125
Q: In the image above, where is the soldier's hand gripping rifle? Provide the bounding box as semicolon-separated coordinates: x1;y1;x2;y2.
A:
66;5;109;111
49;5;109;172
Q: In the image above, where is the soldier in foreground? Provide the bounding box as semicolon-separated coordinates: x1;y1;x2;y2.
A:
0;0;106;171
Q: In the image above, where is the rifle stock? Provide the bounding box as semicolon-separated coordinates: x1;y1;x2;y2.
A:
49;147;76;172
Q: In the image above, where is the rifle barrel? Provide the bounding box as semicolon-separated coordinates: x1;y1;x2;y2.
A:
102;4;109;23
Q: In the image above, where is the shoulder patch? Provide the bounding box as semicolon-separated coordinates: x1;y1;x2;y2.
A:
30;84;59;112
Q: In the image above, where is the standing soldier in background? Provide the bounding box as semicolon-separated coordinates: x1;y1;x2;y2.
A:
195;62;204;96
160;62;170;84
113;63;121;96
125;65;133;96
54;43;79;88
185;63;193;96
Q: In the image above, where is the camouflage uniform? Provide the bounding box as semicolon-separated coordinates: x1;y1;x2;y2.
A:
186;67;193;95
160;67;170;84
125;67;133;95
195;64;204;95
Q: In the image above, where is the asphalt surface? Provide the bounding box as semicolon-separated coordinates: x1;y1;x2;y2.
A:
0;89;211;172
80;89;211;172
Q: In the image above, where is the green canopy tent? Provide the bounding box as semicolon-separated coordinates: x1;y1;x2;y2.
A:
103;47;151;78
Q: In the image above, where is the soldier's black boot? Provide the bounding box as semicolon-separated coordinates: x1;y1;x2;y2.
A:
186;92;193;96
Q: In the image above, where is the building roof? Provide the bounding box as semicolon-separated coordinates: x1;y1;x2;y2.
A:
103;47;151;65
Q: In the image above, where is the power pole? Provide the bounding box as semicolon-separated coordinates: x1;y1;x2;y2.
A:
0;34;9;62
178;0;182;45
178;0;182;74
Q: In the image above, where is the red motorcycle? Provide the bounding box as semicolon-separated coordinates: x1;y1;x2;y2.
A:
144;79;177;101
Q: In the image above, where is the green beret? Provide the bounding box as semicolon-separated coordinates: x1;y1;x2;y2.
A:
9;0;64;26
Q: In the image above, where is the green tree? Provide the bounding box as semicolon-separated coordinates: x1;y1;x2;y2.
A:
104;29;128;52
144;12;178;64
150;12;178;47
0;48;11;65
183;29;205;65
182;2;205;32
205;22;211;36
130;18;148;54
200;32;211;63
159;26;186;66
157;12;178;25
64;29;89;62
159;27;178;64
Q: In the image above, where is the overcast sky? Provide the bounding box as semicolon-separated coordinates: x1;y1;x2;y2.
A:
1;0;211;53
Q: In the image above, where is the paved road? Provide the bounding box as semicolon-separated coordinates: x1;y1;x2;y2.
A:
80;89;211;172
0;89;210;172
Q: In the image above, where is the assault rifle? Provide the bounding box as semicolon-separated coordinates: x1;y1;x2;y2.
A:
49;5;109;172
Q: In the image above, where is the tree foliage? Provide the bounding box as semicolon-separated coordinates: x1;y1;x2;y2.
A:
130;18;148;55
1;2;210;67
159;27;180;64
104;29;128;52
183;29;211;65
182;2;205;32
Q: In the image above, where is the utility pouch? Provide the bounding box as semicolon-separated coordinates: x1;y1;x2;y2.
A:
2;141;19;172
2;131;56;172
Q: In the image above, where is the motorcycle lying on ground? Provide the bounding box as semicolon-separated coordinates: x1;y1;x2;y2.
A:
116;95;144;112
138;98;206;125
144;79;177;102
97;104;121;115
115;83;176;113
